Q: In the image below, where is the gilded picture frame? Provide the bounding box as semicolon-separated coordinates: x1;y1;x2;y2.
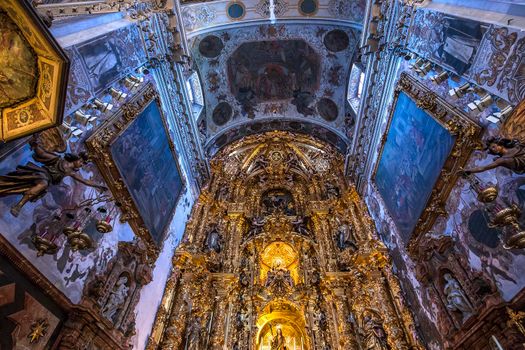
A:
0;0;69;142
86;84;186;258
372;72;482;254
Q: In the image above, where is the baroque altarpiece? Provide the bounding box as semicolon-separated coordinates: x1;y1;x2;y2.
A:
147;132;423;350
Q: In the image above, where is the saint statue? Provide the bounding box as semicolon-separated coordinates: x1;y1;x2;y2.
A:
102;276;129;322
247;216;266;237
443;273;474;319
0;133;107;217
461;137;525;175
335;218;358;251
205;226;222;253
187;316;202;350
362;315;389;350
292;216;311;236
271;328;287;350
325;182;340;199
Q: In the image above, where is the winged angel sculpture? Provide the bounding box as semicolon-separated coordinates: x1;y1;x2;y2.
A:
462;101;525;175
0;128;107;217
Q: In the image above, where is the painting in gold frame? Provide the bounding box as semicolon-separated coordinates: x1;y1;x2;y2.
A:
86;84;185;258
372;72;482;254
0;0;69;142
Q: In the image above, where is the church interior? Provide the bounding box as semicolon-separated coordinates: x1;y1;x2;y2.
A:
1;0;525;349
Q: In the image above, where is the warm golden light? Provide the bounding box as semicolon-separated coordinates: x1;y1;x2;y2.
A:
260;241;300;284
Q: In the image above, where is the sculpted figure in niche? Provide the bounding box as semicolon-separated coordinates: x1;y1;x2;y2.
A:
205;225;222;253
187;316;202;350
271;328;287;350
361;314;389;350
335;218;358;251
325;182;340;199
247;216;266;237
0;132;107;217
461;137;525;175
292;216;311;236
102;275;129;322
443;273;474;319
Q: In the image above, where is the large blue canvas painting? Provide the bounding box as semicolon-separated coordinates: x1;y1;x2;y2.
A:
110;101;183;245
375;91;456;242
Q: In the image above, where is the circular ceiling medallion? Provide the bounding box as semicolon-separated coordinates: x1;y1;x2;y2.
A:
199;35;224;58
298;0;318;16
323;30;350;52
227;2;246;20
212;102;233;126
317;98;338;121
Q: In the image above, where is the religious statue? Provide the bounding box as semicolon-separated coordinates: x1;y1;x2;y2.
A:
325;182;340;200
292;216;311;236
361;314;390;350
265;265;294;296
443;273;474;319
335;218;358;251
313;305;327;331
102;276;129;322
461;137;525;175
205;226;222;253
0;132;107;217
236;307;249;330
247;216;266;237
271;328;287;350
186;316;202;350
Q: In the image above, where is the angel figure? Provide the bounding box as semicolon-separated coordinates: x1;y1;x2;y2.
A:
461;137;525;175
0;129;107;217
462;101;525;175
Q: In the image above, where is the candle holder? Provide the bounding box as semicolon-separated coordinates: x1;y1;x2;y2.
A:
32;215;63;257
464;174;498;203
65;230;93;251
63;208;94;251
463;174;525;249
96;206;114;233
488;204;525;250
31;232;58;257
490;204;521;228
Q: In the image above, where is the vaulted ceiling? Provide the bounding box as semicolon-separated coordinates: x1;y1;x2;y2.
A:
181;0;366;156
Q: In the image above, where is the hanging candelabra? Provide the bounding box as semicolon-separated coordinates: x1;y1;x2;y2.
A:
96;205;115;233
464;174;525;249
32;215;63;256
63;208;95;251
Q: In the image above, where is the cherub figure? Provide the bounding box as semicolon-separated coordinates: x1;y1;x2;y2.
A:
0;129;107;217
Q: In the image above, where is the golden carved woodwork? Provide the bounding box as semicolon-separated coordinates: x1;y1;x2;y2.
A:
0;0;69;141
147;131;424;350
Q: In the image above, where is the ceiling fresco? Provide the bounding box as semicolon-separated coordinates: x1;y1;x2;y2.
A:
190;23;359;151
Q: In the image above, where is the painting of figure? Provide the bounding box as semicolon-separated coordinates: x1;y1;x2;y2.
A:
110;101;184;245
0;11;37;108
375;92;456;242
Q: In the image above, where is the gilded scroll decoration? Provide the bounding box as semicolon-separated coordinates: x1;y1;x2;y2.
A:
147;131;424;350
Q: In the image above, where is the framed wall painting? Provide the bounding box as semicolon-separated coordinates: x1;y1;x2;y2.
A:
87;84;185;258
373;72;482;253
0;0;69;142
